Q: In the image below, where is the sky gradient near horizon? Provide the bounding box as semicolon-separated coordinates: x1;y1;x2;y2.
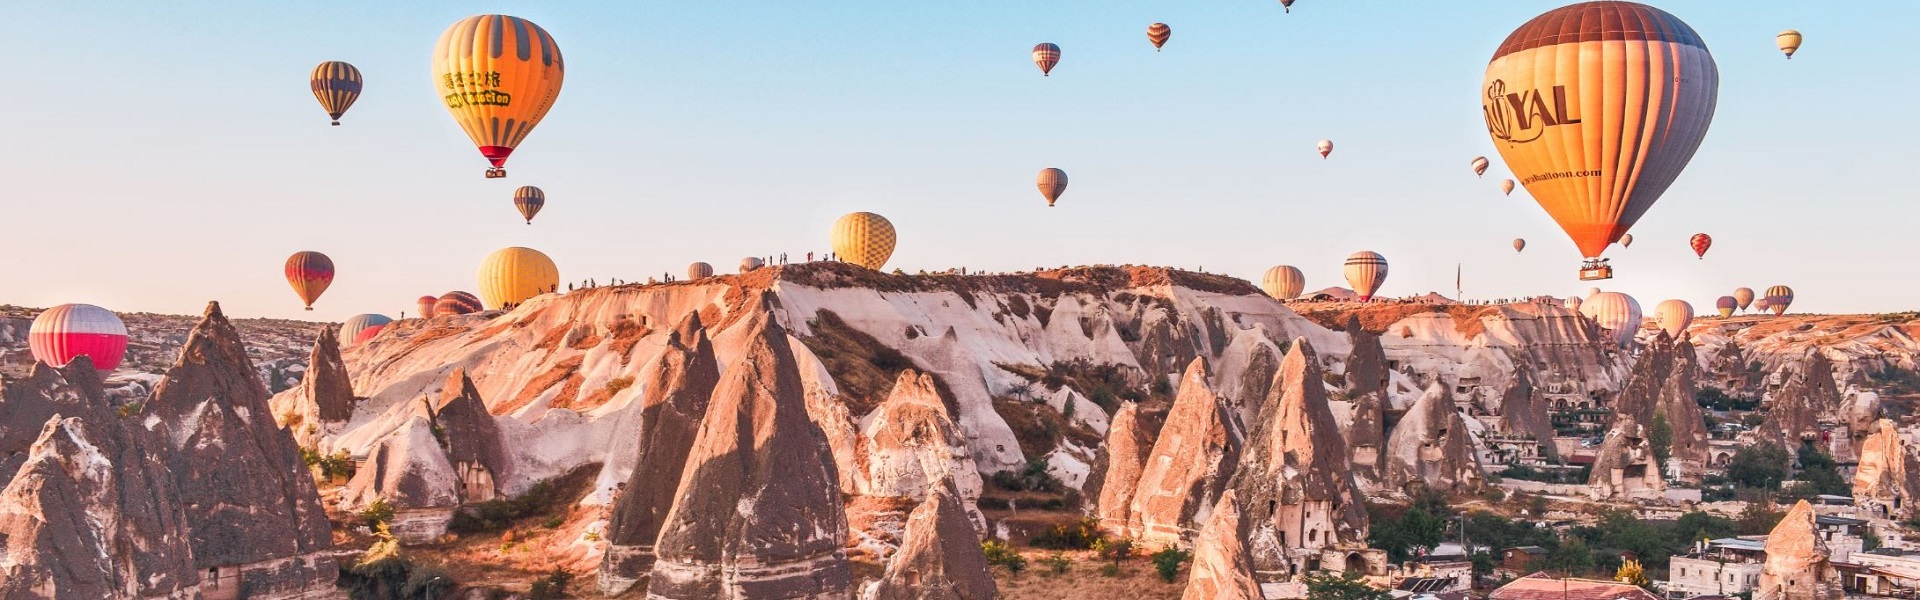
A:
0;1;1911;320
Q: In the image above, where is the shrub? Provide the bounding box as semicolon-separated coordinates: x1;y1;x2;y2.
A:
1098;563;1121;577
1042;551;1072;575
1092;537;1135;568
528;568;573;600
1151;546;1191;583
603;377;634;395
1031;516;1105;550
989;460;1063;494
359;499;395;528
448;475;575;534
981;540;1027;577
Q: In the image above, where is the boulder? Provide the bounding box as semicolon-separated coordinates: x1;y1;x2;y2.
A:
1381;383;1483;493
860;369;986;532
1587;416;1664;500
1181;490;1262;600
272;325;354;447
863;479;996;600
1127;358;1243;546
1756;500;1843;600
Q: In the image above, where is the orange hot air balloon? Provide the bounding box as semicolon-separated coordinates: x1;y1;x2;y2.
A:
433;15;565;178
1482;2;1719;281
1147;23;1171;51
285;251;334;311
416;295;438;319
1037;168;1068;207
1689;233;1711;258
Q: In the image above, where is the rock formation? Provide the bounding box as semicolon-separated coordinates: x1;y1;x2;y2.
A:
1762;350;1842;451
1756;500;1843;600
863;479;996;600
1181;490;1263;600
647;301;851;600
0;359;109;487
1611;334;1707;480
1126;358;1244;546
860;369;985;531
1092;401;1151;535
600;312;721;596
0;358;202;599
1382;383;1483;493
1214;329;1282;429
1587;416;1664;500
432;368;509;502
1497;365;1558;462
1836;387;1882;462
341;413;459;544
141;302;336;598
274;325;354;447
1342;316;1388;482
1229;337;1371;580
1853;419;1920;520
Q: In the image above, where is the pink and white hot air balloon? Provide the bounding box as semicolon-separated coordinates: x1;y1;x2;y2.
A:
29;304;129;371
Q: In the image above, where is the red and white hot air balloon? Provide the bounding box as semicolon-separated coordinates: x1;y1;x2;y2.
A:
1317;139;1334;159
29;304;129;371
1690;233;1712;259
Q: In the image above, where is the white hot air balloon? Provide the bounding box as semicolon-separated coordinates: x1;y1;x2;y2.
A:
1580;291;1643;348
1317;139;1333;159
1261;265;1305;300
1563;296;1583;311
1343;251;1387;301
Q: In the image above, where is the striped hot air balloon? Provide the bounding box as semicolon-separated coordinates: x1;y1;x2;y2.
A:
1483;2;1717;279
739;257;765;273
29;304;129;371
1777;29;1802;59
1037;168;1068;207
1261;265;1305;300
341;314;393;347
433;15;565;178
1580;291;1642;348
1032;43;1060;76
832;212;897;270
310;61;363;126
1563;296;1583;311
1471;156;1490;177
1690;233;1712;259
688;262;714;280
478;247;559;309
285;251;335;311
1715;296;1738;318
1654;299;1693;339
1343;251;1388;301
1733;287;1755;311
514;186;546;224
435;291;483;316
1147;23;1171;51
1764;285;1794;315
354;325;387;346
416;295;439;319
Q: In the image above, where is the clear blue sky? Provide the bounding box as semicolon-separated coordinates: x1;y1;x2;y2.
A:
0;2;1909;320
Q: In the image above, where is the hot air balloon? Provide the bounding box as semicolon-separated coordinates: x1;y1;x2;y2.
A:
1715;296;1737;318
1343;251;1387;301
1620;234;1634;248
1037;168;1068;207
1482;2;1718;281
739;257;765;273
1280;0;1296;13
1733;287;1755;311
1754;298;1772;314
433;15;565;178
1586;287;1601;297
310;61;363;126
478;247;559;309
1690;233;1712;259
416;295;439;319
1500;179;1516;196
514;186;545;224
1579;291;1642;348
1654;299;1693;339
286;251;335;311
1513;238;1526;253
1471;156;1490;177
1777;29;1802;59
832;212;897;271
1317;139;1333;159
1147;23;1171;51
1261;266;1305;301
688;262;714;280
1764;285;1794;315
1563;296;1583;311
1032;43;1060;76
341;314;393;347
354;326;387;346
435;291;483;316
28;304;128;371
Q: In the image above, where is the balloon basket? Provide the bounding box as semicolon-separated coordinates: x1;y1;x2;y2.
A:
1579;265;1614;281
486;168;506;179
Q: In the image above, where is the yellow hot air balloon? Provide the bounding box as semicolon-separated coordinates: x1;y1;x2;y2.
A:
1654;299;1693;339
1777;29;1802;59
433;15;565;178
1261;265;1304;300
1343;251;1387;301
1482;3;1718;281
310;61;362;126
477;247;559;309
831;212;897;271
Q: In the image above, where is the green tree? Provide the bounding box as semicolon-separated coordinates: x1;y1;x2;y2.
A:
1735;503;1785;535
1366;505;1446;562
1795;441;1851;496
1727;442;1790;489
1649;413;1673;469
1305;571;1392;600
1150;546;1192;583
1539;538;1595;578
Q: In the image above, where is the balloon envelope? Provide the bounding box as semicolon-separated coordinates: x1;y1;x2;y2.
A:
417;295;439;319
688;262;714;280
1715;296;1737;318
1654;299;1693;339
739;257;765;273
1482;3;1718;262
286;251;335;310
435;291;483;316
1563;296;1583;311
1777;29;1802;58
1580;292;1642;348
1733;287;1755;310
478;247;559;309
341;314;393;347
1620;234;1634;248
1147;23;1171;50
831;212;897;270
1471;156;1490;177
310;61;363;125
432;15;565;174
1764;285;1794;315
1261;266;1305;300
514;186;546;224
1513;238;1526;253
1037;168;1068;207
1500;179;1515;195
1690;233;1711;258
1032;43;1060;76
1343;251;1387;301
29;304;128;371
1317;139;1333;158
